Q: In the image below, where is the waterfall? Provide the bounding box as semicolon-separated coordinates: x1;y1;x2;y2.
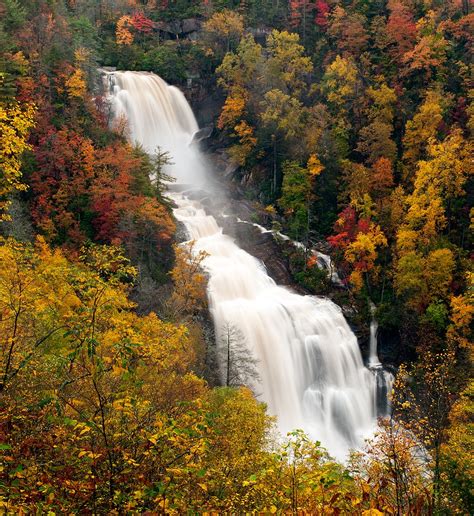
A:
104;70;383;460
368;301;381;367
103;70;207;185
368;301;394;416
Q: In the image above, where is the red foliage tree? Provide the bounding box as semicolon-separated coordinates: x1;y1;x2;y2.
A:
386;0;418;60
130;12;155;33
314;0;330;28
327;206;371;251
31;127;95;243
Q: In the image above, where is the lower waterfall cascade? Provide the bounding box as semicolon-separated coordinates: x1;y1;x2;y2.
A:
104;70;391;460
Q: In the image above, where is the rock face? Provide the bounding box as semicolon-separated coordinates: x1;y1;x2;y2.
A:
154;18;202;38
191;126;213;144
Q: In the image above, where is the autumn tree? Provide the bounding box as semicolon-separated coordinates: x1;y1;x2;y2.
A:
168;242;208;320
0;101;36;220
395;129;472;310
393;349;459;512
203;9;244;56
401;11;449;81
260;90;305;194
216;34;262;166
321;55;359;157
357;82;397;165
402;89;445;177
0;236;207;512
263;30;313;97
439;380;474;514
327;6;369;58
116;15;134;46
350;418;430;515
328;206;387;292
386;0;418;62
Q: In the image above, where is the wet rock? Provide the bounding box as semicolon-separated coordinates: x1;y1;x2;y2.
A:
191;126;213;144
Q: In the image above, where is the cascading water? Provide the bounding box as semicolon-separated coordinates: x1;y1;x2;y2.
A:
368;301;394;416
368;302;382;368
104;70;385;460
102;70;207;185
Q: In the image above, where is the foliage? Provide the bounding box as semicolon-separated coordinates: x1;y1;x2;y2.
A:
0;101;36;220
0;0;472;512
168;242;208;320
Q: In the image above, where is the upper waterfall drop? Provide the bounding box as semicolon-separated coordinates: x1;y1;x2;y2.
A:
104;70;381;460
103;70;207;185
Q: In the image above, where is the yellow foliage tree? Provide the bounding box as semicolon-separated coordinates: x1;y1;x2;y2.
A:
447;272;474;353
344;223;387;291
439;380;474;514
168;242;208;319
203;9;244;55
230;120;257;166
65;68;86;98
217;88;247;131
116;15;134;45
0;102;36;220
402;90;444;176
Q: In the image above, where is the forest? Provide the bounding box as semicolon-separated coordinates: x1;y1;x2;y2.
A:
0;0;472;514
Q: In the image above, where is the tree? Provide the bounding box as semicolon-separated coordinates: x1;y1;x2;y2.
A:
288;1;329;42
343;222;387;292
168;242;208;320
402;90;444;175
402;128;472;245
328;207;387;291
446;272;474;350
327;6;369;58
357;82;397;164
116;15;134;46
260;90;305;195
218;322;260;389
0;236;207;512
150;146;175;205
357;119;397;165
386;0;418;61
440;380;474;514
31;128;96;242
216;34;263;93
401;16;448;80
393;350;458;512
203;9;244;56
278;158;321;240
350;417;430;515
263;30;313;97
0;101;36;220
321;55;359;155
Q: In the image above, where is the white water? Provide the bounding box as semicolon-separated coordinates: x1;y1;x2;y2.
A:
104;70;382;460
368;302;381;367
103;70;207;185
367;301;394;416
